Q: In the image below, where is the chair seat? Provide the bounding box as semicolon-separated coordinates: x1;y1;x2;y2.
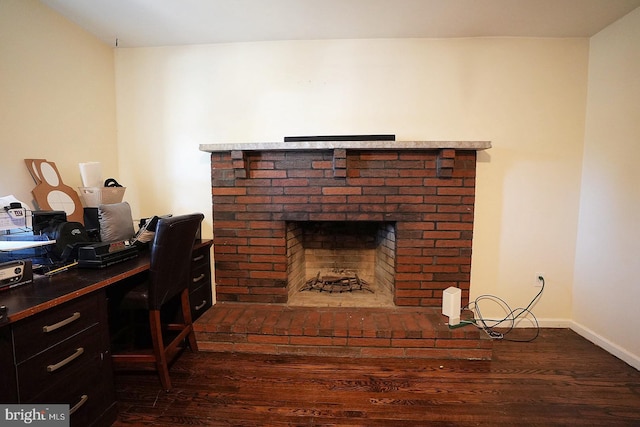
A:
121;281;150;310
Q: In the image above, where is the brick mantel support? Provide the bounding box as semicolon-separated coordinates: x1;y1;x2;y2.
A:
437;148;457;178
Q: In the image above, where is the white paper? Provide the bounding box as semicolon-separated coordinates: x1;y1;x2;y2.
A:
0;240;56;251
79;162;103;187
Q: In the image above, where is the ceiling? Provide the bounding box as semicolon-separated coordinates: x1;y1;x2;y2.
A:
40;0;640;48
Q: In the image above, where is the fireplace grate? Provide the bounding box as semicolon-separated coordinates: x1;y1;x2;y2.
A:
302;271;374;294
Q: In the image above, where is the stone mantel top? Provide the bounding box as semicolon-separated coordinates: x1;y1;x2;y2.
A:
199;140;491;153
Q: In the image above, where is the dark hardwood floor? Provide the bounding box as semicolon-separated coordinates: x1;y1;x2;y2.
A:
112;328;640;426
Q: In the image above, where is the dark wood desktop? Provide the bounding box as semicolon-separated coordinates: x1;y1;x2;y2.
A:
0;239;212;427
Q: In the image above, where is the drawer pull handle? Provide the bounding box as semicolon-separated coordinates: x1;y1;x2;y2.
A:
42;312;81;333
192;273;205;283
195;300;207;311
192;254;205;263
47;347;84;372
70;394;88;415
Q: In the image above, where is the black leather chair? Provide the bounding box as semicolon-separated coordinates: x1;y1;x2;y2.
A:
111;213;204;390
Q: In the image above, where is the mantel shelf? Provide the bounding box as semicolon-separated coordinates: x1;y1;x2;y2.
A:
199;140;491;153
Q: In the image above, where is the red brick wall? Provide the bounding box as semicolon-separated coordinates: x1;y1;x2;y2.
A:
210;149;477;307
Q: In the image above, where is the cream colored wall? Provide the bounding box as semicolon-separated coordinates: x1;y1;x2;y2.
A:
0;0;117;211
115;37;589;322
3;0;636;366
573;8;640;368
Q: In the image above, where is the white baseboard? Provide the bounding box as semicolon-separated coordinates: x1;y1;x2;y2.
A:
570;321;640;371
501;317;572;328
531;318;572;328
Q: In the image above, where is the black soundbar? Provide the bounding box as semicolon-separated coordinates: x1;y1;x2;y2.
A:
284;134;395;142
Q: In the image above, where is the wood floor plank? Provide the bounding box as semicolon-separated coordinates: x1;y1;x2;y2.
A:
112;329;640;426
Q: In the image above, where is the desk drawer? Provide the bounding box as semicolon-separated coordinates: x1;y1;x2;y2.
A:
26;360;115;427
190;262;210;289
190;283;212;320
191;245;210;268
13;293;100;363
17;324;103;400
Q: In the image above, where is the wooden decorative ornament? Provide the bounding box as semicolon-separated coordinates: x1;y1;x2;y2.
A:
25;159;84;224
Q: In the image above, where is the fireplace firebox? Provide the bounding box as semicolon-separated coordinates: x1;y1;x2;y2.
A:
286;220;396;307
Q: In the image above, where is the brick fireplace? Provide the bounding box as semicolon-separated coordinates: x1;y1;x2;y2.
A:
201;140;490;309
196;140;492;360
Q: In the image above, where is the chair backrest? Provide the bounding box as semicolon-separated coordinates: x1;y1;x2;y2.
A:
148;213;204;310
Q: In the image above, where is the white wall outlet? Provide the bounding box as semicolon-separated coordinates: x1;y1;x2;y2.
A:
534;272;545;287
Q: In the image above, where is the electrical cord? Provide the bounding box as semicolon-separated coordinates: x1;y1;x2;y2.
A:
464;276;545;342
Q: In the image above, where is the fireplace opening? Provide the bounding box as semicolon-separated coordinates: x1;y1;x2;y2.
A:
286;221;396;307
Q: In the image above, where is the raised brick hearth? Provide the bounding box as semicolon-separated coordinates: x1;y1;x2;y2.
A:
198;140;491;359
194;303;492;360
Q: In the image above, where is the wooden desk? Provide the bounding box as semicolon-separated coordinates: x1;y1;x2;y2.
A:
2;255;151;324
0;239;212;427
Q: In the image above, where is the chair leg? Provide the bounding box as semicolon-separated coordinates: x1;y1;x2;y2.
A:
149;310;172;390
181;289;199;352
